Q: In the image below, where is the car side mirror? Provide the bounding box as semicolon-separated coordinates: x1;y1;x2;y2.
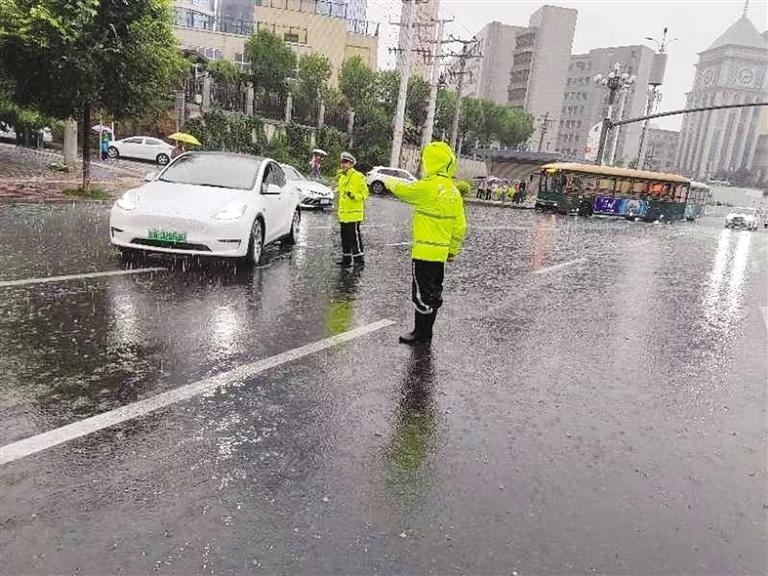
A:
262;183;281;195
144;171;157;182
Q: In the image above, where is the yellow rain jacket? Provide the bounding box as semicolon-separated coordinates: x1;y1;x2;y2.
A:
336;167;369;223
385;142;467;262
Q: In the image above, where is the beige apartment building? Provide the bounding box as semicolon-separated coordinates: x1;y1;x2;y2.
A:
507;5;577;152
173;0;379;85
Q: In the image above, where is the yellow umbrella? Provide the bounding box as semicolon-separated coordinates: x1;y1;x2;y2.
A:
168;132;201;146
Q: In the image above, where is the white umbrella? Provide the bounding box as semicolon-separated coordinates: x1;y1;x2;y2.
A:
91;124;113;133
311;148;328;157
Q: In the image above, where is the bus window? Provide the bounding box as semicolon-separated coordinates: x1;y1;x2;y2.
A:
617;179;632;195
661;183;672;201
597;178;614;193
582;177;597;193
650;182;663;197
632;181;648;198
566;174;585;195
675;184;688;203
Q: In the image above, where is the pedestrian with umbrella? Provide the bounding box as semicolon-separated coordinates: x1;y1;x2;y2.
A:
310;148;327;181
168;132;201;158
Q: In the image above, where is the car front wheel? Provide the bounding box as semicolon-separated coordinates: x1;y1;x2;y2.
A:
107;146;119;159
246;218;264;265
371;181;385;195
283;210;300;245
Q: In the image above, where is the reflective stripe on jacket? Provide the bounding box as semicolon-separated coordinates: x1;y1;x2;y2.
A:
337;168;369;223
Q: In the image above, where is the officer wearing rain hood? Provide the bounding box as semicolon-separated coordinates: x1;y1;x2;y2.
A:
384;142;467;345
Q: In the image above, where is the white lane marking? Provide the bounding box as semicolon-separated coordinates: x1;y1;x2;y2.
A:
533;258;587;275
0;268;166;288
472;226;532;232
0;319;395;465
385;242;411;247
762;307;768;334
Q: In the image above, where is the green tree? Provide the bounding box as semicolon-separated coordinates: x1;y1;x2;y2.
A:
207;59;239;87
339;55;376;111
245;29;296;98
375;70;400;119
404;75;430;144
0;0;185;189
434;89;456;141
295;53;332;124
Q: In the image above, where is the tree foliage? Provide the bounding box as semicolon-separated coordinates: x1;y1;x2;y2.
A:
0;0;185;188
207;59;240;88
294;53;332;124
338;55;375;111
245;29;296;98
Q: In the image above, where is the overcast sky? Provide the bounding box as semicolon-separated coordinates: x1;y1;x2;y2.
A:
366;0;768;130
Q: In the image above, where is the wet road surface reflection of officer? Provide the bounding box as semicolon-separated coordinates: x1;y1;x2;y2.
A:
385;348;439;507
326;266;364;336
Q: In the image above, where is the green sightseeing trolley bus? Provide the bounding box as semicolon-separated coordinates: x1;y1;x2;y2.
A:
684;181;711;221
535;163;691;222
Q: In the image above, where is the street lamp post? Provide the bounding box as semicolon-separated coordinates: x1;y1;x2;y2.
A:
594;63;636;165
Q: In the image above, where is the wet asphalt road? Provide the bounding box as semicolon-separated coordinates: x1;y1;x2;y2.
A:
0;197;766;575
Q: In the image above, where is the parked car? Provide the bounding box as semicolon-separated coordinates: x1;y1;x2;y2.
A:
366;166;416;195
110;152;301;265
724;207;758;230
0;122;52;143
107;136;175;165
280;163;334;210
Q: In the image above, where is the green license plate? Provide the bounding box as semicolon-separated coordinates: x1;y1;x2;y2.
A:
148;229;187;243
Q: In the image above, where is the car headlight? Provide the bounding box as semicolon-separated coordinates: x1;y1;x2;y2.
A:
116;190;138;211
214;203;247;220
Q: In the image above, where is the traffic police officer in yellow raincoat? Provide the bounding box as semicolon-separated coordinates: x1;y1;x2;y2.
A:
384;142;467;345
336;151;369;268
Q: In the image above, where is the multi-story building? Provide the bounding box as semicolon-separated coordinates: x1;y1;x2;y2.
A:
644;127;680;172
507;5;577;152
397;0;440;81
675;14;768;180
445;21;525;105
173;0;379;83
555;45;656;165
175;1;369;34
174;0;218;30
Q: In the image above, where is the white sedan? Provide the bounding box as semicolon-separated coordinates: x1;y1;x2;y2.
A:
107;136;176;165
366;166;416;195
724;207;758;230
281;163;334;210
110;152;301;265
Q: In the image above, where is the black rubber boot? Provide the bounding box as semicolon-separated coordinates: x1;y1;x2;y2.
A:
336;257;352;267
422;311;437;341
399;312;430;345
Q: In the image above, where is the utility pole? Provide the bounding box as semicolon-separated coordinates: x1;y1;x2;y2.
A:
594;63;635;165
635;26;675;168
537;112;550;152
448;36;481;151
421;16;453;149
390;0;427;168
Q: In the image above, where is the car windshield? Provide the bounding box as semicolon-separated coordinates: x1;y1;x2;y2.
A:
283;166;306;181
158;154;262;190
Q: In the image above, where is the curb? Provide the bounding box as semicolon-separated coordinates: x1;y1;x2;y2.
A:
465;197;536;210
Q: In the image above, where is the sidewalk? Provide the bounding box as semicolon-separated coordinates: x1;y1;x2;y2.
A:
0;144;142;202
465;196;536;210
